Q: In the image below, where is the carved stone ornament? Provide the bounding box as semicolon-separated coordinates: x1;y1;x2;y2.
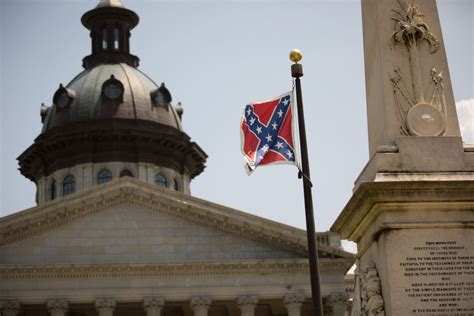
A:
47;300;69;313
351;261;385;316
0;301;20;315
283;292;305;307
237;295;259;307
390;0;446;137
190;296;212;309
143;297;165;309
95;298;116;311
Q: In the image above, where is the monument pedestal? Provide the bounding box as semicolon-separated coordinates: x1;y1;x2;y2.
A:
332;179;474;315
336;0;474;314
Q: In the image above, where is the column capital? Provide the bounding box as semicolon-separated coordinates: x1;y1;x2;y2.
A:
237;295;258;307
190;296;212;310
1;301;20;316
237;295;258;316
283;292;305;307
143;297;165;309
144;297;165;316
47;299;68;314
95;298;116;312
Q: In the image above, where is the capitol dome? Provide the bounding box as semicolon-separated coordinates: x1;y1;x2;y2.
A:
18;0;207;204
42;63;183;132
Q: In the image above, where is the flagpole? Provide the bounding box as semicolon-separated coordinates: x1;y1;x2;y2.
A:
290;49;324;316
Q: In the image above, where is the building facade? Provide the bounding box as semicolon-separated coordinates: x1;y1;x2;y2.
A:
1;1;354;315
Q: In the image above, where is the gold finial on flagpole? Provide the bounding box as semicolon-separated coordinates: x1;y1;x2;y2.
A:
289;49;302;63
290;49;303;78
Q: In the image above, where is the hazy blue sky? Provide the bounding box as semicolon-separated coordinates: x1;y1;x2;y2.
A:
1;1;472;252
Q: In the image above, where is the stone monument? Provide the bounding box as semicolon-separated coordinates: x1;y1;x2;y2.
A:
331;0;474;315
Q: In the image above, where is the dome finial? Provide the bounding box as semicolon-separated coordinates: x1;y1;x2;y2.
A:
96;0;124;8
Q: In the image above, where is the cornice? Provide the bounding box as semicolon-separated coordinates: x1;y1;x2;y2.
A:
331;180;474;239
0;259;352;280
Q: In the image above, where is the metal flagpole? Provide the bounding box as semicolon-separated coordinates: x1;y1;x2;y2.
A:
289;49;324;316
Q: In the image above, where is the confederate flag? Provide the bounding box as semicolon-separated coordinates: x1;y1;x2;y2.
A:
240;91;297;174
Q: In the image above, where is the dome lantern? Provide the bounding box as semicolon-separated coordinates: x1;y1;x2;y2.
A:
81;0;140;69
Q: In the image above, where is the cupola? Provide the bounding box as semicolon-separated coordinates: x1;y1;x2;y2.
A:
81;0;140;69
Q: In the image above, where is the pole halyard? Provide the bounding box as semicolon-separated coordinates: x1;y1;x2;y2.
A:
290;49;324;316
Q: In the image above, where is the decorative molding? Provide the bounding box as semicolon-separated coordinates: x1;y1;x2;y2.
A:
47;299;68;312
190;296;212;309
0;179;352;262
0;259;353;280
390;0;446;137
351;261;385;316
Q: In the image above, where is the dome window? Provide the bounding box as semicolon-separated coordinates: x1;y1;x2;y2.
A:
49;180;57;200
102;75;124;101
154;174;168;187
53;84;75;111
97;169;113;184
119;169;133;178
63;175;76;196
151;83;172;107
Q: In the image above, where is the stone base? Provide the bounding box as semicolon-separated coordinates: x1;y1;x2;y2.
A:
331;180;474;316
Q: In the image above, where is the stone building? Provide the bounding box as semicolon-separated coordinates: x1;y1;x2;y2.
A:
0;1;354;315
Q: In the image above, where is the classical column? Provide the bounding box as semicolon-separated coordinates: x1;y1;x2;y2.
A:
190;296;212;316
237;295;258;316
0;301;20;316
143;297;165;316
95;298;116;316
47;300;68;316
327;293;349;316
283;293;305;316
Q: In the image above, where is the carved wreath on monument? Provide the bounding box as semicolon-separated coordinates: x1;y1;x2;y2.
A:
351;261;385;316
390;0;447;137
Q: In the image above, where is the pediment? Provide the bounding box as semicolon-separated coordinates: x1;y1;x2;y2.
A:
0;178;354;265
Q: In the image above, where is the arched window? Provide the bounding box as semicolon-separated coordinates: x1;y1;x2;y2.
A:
172;178;179;191
63;175;76;196
154;174;167;187
97;169;113;184
50;180;57;200
119;169;133;178
102;28;108;50
113;28;120;50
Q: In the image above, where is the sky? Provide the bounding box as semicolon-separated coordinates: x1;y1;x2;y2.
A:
0;0;473;253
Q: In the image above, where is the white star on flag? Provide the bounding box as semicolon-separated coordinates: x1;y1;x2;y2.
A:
277;109;283;118
275;141;283;149
272;122;278;130
282;98;290;106
262;145;269;152
256;126;262;134
249;117;255;125
265;134;273;142
286;150;293;159
246;108;251;116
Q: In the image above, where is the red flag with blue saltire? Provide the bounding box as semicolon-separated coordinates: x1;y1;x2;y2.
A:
240;91;298;174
